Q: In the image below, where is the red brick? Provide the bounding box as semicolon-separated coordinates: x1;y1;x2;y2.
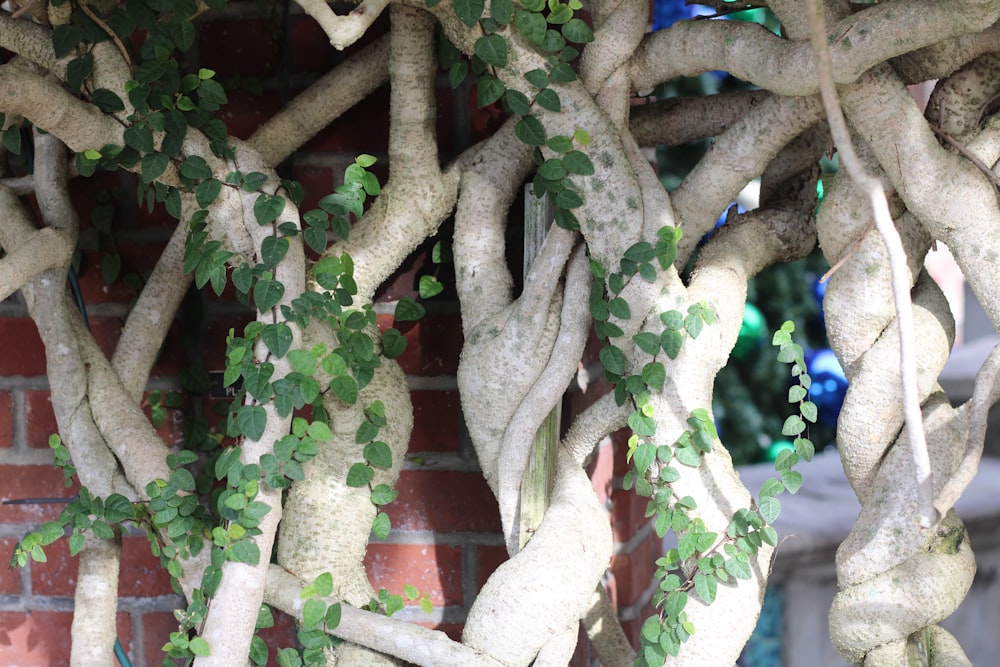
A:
144;608;296;667
612;488;652;544
0;466;79;523
30;538;76;597
256;608;299;665
197;18;276;78
387;471;500;533
476;545;508;591
377;313;462;376
24;391;57;449
88;316;123;361
0;319;46;376
0;538;20;594
219;89;284;140
410;391;460;453
291;164;336;215
141;610;178;666
303;87;390;154
119;536;176;597
0;611;71;666
365;543;462;606
0;392;12;448
587;437;615;507
287;15;338;73
414;621;463;642
610;531;659;606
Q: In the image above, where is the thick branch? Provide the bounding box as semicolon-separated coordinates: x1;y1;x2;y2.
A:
265;566;505;667
629;1;1000;95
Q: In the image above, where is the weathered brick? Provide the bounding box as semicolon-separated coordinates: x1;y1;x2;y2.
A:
219;89;284;141
0;392;12;448
0;611;69;666
475;545;508;592
377;313;462;376
0;466;78;523
365;543;462;606
0;538;20;594
387;471;500;533
610;530;659;606
197;18;276;78
302;87;390;155
0;319;46;376
119;536;176;598
24;391;57;450
410;391;460;453
588;437;615;507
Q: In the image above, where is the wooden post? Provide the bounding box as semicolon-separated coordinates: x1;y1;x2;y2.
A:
518;185;561;551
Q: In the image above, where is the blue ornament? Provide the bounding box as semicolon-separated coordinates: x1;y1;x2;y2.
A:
805;348;848;426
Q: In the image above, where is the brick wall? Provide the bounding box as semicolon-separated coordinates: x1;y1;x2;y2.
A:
0;4;651;665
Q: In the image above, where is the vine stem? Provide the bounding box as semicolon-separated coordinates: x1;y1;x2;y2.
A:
805;0;936;528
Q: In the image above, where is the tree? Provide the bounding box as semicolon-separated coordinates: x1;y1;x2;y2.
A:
2;0;999;665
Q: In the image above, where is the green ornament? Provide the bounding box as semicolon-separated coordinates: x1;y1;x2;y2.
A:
732;302;767;359
765;440;795;462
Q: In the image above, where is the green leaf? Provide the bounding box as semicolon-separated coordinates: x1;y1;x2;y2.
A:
364;441;393;469
549;62;576;83
195;178;222;208
684;313;704;339
628;411;656;438
562;17;595;43
788;385;807;403
599;345;626;377
303;598;326;628
474;34;508;68
104;494;135;523
180;155;213;180
189;637;211;656
449;61;469;89
91;88;126;113
547;3;572;24
52;24;83;58
453;0;485;25
476;75;505;107
515;116;546;146
261;236;289;268
504;89;532;116
254;194;285;226
253;279;284;313
394;296;425;322
800;401;818;423
554;188;582;209
261;324;293;357
532;87;560;112
563;150;595;175
757;496;781;524
330;375;358;405
661;330;683;359
794;437;815;461
69;532;85;556
140;153;169;183
781;415;806;436
642;362;665;393
674;446;701;467
632;332;660;355
101;254;121;285
524;69;550;88
249;635;269;665
325;602;342;628
371;484;398;505
67;54;94;90
761;525;779;546
382;328;407;359
228;540;261;565
346;463;374;487
237;405;268;441
608;297;631;320
243;172;268;192
418;275;444;299
1;126;21;156
758;477;784;498
307;421;334;442
780;470;803;494
515;9;547;44
372;512;391;540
